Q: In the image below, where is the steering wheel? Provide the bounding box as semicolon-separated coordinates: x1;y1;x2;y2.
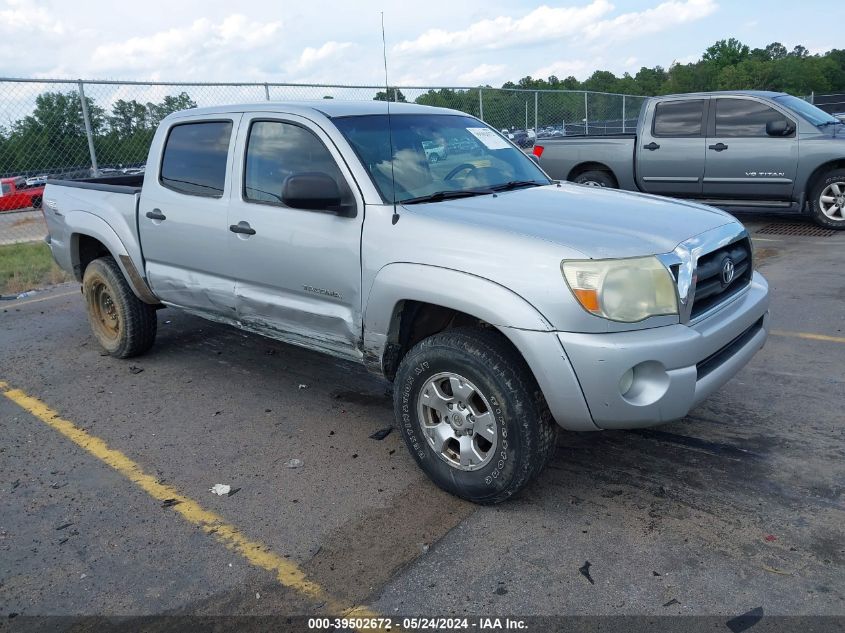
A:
444;163;479;181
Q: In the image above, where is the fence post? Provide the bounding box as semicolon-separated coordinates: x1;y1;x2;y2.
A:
584;92;589;135
478;88;484;121
525;100;528;131
77;80;99;176
810;91;814;104
534;91;538;134
622;95;626;133
264;83;270;100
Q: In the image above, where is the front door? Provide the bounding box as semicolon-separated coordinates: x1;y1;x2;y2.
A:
226;114;364;360
703;97;798;200
139;117;241;315
636;98;707;197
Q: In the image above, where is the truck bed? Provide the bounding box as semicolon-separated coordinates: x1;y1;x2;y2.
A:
43;175;145;282
537;136;637;190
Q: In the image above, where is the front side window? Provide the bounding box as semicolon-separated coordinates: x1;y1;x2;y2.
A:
333;114;550;204
715;99;792;137
243;120;351;206
653;100;705;137
160;121;233;197
0;184;10;195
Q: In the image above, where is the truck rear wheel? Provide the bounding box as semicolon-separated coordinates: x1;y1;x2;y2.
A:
394;327;558;504
573;170;616;188
82;257;157;358
809;168;845;229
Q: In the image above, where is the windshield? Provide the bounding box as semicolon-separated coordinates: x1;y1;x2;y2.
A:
773;95;839;126
333;114;550;203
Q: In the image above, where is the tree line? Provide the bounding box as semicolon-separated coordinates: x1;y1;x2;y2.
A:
1;39;843;176
0;92;197;175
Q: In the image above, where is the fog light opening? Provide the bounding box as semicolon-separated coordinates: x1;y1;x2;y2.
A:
619;368;634;396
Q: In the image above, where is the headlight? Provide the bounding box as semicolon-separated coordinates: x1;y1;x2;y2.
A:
561;256;678;322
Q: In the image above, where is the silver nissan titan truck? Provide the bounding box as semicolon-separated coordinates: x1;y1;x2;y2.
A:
536;91;845;229
42;101;770;503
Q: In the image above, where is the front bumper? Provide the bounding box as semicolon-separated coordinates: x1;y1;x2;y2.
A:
554;271;769;430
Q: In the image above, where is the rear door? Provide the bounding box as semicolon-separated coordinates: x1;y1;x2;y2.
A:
703;97;798;200
636;98;707;197
226;113;364;359
138;116;241;314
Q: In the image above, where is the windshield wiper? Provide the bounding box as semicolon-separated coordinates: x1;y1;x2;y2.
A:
489;180;545;192
401;189;493;205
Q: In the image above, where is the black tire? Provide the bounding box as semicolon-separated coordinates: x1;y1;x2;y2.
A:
82;256;157;358
394;327;558;504
31;196;42;209
572;170;616;188
808;168;845;229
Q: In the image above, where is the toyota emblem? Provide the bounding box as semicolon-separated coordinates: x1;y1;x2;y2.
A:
721;258;735;285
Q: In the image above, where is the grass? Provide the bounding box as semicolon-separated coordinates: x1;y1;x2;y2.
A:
0;242;71;296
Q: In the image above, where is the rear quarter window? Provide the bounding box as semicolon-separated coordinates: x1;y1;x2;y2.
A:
160;121;233;197
652;99;705;137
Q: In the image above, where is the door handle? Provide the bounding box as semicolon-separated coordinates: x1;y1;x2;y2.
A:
146;209;166;221
643;142;660;151
229;222;256;236
708;142;729;152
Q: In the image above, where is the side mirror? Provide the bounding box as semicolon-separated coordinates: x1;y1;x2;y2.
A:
766;120;794;137
281;172;353;216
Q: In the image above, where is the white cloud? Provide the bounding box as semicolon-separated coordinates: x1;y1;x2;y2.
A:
394;1;614;55
291;41;354;72
0;0;64;35
90;14;282;73
532;59;592;81
458;63;507;84
582;0;717;43
394;0;717;57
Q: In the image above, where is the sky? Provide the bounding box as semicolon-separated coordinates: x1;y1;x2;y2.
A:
0;0;841;88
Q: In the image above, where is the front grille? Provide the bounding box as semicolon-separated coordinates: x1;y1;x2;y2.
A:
690;237;752;319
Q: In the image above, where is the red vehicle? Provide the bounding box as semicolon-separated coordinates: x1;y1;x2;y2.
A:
0;177;45;212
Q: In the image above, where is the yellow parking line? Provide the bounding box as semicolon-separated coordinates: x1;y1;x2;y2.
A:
771;330;845;344
0;380;381;626
3;289;78;308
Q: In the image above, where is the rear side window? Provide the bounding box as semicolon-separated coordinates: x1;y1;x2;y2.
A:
715;99;792;137
653;100;705;137
160;121;233;197
243;120;351;207
1;184;10;195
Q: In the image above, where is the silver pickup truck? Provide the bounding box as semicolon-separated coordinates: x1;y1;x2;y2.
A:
43;101;769;503
536;91;845;229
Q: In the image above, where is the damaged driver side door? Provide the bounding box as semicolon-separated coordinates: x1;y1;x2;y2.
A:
226;114;364;361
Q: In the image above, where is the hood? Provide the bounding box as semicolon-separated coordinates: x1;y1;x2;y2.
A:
402;183;736;259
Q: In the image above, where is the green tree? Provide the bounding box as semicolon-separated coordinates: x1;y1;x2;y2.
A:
147;92;198;126
373;88;407;102
703;38;751;69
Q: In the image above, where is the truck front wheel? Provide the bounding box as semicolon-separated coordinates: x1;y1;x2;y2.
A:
573;170;616;188
809;168;845;229
394;327;558;504
82;256;157;358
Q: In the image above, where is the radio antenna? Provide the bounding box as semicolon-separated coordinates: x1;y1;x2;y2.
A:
381;12;399;225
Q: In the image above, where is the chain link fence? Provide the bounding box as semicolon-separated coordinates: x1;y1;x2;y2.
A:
0;78;645;246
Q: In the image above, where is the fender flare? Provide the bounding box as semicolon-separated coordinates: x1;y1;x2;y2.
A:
67;211;159;305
